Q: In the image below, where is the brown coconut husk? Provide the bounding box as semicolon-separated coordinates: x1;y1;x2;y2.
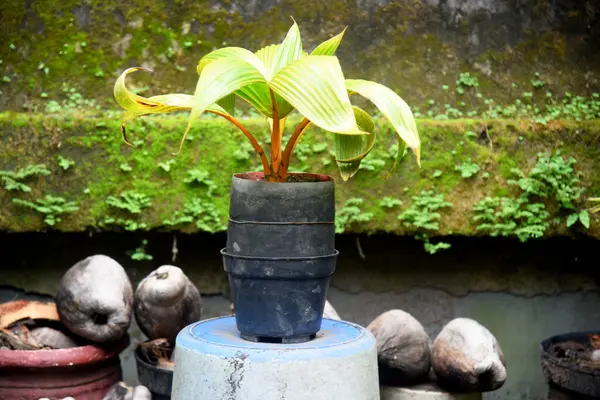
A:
102;382;152;400
367;309;431;386
432;318;506;392
55;255;134;343
134;265;201;344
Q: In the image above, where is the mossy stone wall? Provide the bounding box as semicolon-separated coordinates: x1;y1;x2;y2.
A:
1;112;599;238
0;0;599;112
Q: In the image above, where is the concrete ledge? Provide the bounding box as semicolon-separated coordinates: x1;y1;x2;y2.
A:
1;113;599;237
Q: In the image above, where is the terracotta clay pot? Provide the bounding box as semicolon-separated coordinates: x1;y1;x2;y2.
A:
0;335;129;400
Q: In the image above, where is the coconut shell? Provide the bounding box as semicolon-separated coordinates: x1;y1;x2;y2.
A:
30;327;80;349
323;300;341;320
55;255;133;343
134;265;201;344
102;382;151;400
367;309;431;386
130;386;152;400
432;318;506;392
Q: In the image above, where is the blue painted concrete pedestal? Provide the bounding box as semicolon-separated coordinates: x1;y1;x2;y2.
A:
172;316;379;399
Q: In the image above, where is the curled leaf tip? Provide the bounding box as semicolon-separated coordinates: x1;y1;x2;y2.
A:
131;66;153;73
173;123;193;156
121;124;134;147
413;147;421;167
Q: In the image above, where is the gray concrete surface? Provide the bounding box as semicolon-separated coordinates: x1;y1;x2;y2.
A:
172;318;379;400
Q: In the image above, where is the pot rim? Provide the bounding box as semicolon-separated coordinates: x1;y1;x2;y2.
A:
0;334;129;368
233;171;334;183
134;342;174;374
220;248;339;261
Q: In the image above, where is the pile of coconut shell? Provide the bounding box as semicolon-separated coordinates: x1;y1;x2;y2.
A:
366;309;507;394
0;254;154;400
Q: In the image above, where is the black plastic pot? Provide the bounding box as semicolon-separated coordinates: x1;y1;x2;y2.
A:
224;172;337;343
135;345;172;400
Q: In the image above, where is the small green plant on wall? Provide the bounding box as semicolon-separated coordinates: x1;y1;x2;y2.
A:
113;20;421;183
335;198;373;234
184;168;217;196
473;151;589;241
398;190;452;254
508;151;588;228
103;190;152;231
163;198;225;233
56;155;75;170
379;196;403;208
106;190;152;214
473;197;550;242
129;239;153;261
455;159;480;179
0;164;50;192
12;195;79;226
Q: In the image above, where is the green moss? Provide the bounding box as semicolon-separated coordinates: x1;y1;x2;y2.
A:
1;1;599;114
1;112;599;238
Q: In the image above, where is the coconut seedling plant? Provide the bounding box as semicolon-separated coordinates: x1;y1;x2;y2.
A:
114;20;421;342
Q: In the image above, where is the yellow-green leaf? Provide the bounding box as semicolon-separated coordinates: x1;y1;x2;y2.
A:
197;47;267;76
335;107;376;181
270;55;364;135
311;27;347;56
217;94;236;115
236;84;273;117
255;44;280;73
269;20;303;79
255;43;295;117
181;58;268;152
113;67;229;145
345;79;421;165
196;47;275;117
590;197;600;214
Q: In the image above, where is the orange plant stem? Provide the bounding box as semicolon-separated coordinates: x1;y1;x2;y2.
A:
280;118;311;180
220;113;271;176
269;90;282;180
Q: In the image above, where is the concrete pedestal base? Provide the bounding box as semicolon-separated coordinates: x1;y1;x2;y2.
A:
380;384;482;400
172;316;379;400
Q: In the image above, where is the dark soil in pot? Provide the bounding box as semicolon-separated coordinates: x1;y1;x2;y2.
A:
540;331;600;397
224;172;337;343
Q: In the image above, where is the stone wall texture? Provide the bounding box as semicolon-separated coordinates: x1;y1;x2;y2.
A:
0;0;599;110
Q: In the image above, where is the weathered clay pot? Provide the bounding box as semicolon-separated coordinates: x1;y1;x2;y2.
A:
0;335;129;400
